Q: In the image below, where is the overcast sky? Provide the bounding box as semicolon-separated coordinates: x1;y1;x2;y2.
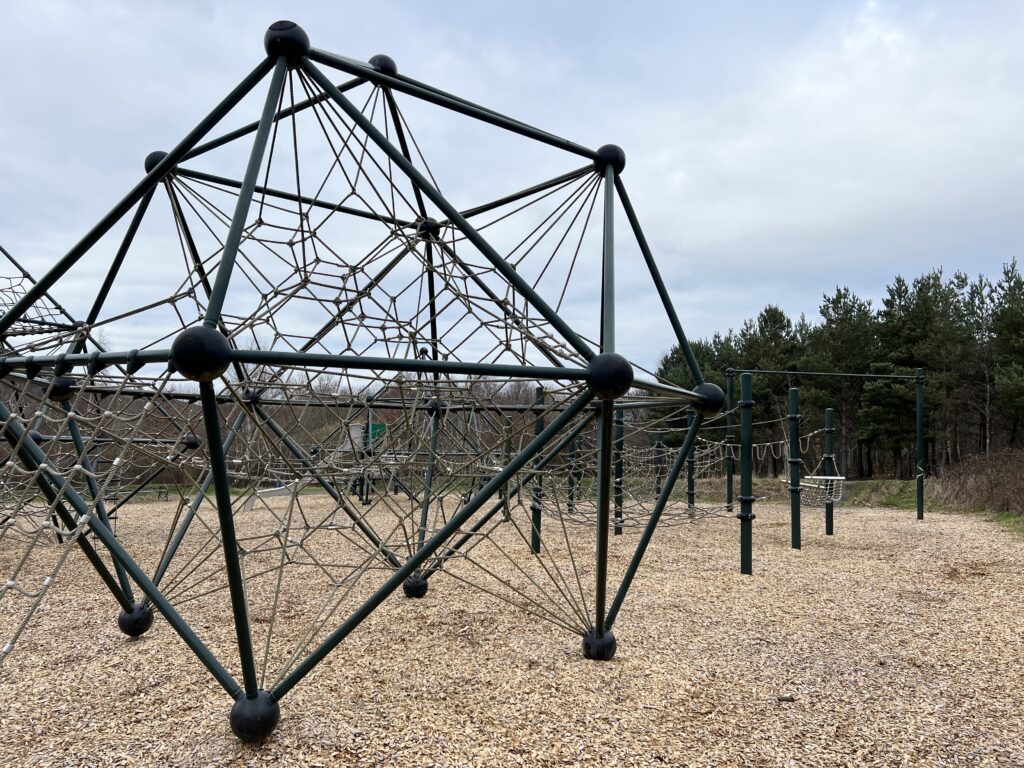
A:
2;0;1022;371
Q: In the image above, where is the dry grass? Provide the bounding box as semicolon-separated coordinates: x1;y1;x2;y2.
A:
2;501;1024;767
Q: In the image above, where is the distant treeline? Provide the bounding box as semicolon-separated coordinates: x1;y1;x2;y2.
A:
656;261;1024;480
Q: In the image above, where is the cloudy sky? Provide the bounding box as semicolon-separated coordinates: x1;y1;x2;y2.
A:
2;0;1022;371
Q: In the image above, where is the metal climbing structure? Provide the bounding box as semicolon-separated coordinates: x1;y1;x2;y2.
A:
0;21;723;741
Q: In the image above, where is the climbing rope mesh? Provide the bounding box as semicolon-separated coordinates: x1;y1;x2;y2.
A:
0;67;706;678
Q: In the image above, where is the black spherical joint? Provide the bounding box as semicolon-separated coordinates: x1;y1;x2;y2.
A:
144;150;168;174
26;429;47;444
264;20;310;66
230;690;280;742
593;144;626;175
402;576;429;599
118;601;154;637
47;376;77;402
582;628;617;661
170;326;232;383
692;382;726;417
182;434;200;451
587;353;634;400
369;53;398;77
426;398;448;418
415;217;441;239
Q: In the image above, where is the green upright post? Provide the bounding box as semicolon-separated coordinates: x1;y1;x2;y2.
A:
738;373;755;575
685;410;696;516
613;412;624;535
725;369;736;514
787;387;802;550
199;382;259;699
567;437;579;514
530;386;544;553
824;407;836;536
916;368;925;520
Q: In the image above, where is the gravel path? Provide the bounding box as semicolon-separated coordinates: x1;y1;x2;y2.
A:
2;502;1022;767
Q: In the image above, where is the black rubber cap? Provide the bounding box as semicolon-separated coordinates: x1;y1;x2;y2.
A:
416;217;441;238
582;628;617;660
118;602;154;637
692;382;726;417
593;144;626;175
402;576;429;598
170;326;232;383
587;353;634;400
144;150;168;174
264;21;310;66
369;53;398;77
230;690;280;742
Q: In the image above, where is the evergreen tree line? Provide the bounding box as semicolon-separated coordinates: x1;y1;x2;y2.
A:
656;262;1024;480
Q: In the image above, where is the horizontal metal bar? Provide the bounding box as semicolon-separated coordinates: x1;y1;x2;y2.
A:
175;167;415;229
630;377;704;401
731;368;920;381
0;349;169;373
308;49;600;162
231;349;588;381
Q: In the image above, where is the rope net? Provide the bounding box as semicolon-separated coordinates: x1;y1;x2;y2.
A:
0;59;707;685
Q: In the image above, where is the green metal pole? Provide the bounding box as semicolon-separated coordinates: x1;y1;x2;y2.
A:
738;373;754;575
272;391;594;700
153;408;248;587
685;410;696;516
301;58;595;361
199;383;259;698
614;177;705;385
725;369;735;515
824;407;836;536
613;412;624;535
593;400;614;639
0;57;275;337
788;387;802;550
0;401;239;696
531;387;545;553
65;412;135;602
916;368;925;520
203;57;288;328
0;409;133;612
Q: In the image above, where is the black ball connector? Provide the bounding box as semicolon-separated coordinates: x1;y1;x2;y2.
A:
692;382;726;417
587;353;634;400
182;434;200;451
26;429;46;444
418;346;430;359
230;690;280;742
170;326;232;383
593;144;626;176
264;20;310;66
402;576;429;598
426;398;448;417
118;602;154;637
416;217;441;239
369;53;398;77
582;628;617;661
144;150;168;174
48;377;77;402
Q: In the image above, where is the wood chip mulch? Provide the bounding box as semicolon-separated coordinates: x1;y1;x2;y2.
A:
2;503;1023;767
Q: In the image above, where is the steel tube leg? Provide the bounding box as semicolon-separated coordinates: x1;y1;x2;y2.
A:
824;407;836;536
738;373;755;575
788;387;802;550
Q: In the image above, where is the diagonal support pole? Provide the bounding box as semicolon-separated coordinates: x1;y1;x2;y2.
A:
203;57;289;328
300;58;594;361
0;57;276;336
271;390;594;700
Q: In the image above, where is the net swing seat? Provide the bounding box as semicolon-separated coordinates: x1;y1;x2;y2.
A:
800;474;845;505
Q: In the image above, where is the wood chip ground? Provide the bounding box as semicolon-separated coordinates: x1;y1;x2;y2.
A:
2;503;1022;766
